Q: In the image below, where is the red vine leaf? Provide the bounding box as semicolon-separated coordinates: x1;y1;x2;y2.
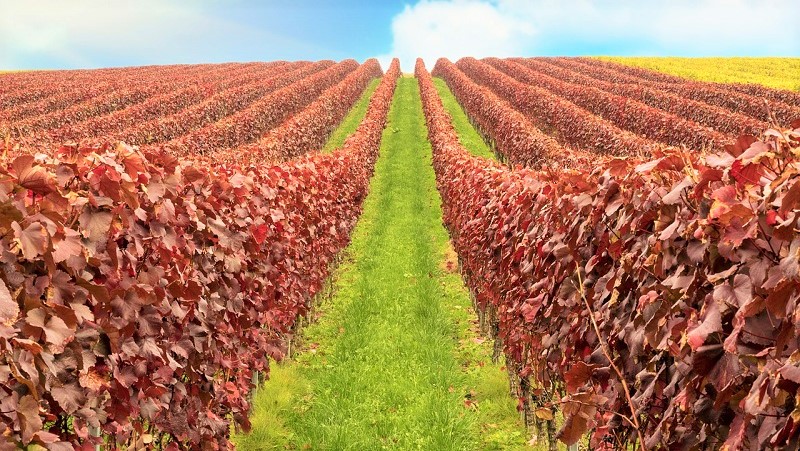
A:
13;155;57;195
0;279;18;326
18;395;42;444
12;221;48;260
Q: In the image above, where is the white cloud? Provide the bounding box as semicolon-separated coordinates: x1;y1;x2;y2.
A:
377;0;534;72
379;0;800;71
502;0;800;55
644;0;798;54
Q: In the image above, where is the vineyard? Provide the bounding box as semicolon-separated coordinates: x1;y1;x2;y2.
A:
1;56;799;450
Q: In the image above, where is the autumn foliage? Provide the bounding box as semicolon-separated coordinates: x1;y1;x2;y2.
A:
117;61;328;148
419;57;800;449
578;58;800;125
4;51;800;450
49;62;293;144
487;58;732;150
161;60;360;157
233;58;383;164
0;59;399;449
455;57;654;157
529;58;770;137
431;58;599;169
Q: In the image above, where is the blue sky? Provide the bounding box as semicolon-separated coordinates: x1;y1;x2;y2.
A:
1;0;798;71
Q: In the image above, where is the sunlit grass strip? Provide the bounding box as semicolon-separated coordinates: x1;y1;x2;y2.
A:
322;78;381;152
433;77;496;159
235;77;532;450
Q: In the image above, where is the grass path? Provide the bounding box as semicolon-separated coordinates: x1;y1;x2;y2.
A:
323;78;381;152
433;78;496;159
235;77;530;450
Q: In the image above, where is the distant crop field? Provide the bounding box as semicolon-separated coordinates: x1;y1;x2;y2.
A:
598;56;800;91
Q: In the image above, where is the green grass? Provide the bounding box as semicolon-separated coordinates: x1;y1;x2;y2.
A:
322;78;381;152
235;77;532;450
433;78;496;159
597;57;800;92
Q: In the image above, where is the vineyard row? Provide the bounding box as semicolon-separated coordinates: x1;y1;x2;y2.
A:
419;58;800;449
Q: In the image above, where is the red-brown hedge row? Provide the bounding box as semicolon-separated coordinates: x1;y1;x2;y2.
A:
725;83;800;109
489;58;730;151
0;63;234;101
1;72;112;111
572;57;800;108
114;61;321;147
663;78;800;126
0;59;399;449
560;57;676;87
227;58;382;163
524;57;769;138
10;86;174;139
3;64;254;126
162;60;359;156
5;83;116;124
0;64;223;113
418;57;800;450
576;58;800;125
456;57;654;157
47;62;290;144
575;57;686;84
5;67;262;144
432;58;600;169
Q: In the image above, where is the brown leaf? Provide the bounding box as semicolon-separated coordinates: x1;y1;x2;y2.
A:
122;152;147;177
27;308;73;347
18;394;42;444
12;221;48;260
13;155;57;195
662;177;693;205
688;297;722;350
32;430;61;445
51;228;83;263
79;210;113;243
724;135;757;157
183;166;205;183
739;141;773;164
51;382;85;414
558;410;590;446
692;344;725;377
0;278;18;326
779;363;800;384
146;181;166;203
721;414;747;450
780;179;800;215
564;361;595;393
713;274;752;309
534;407;554;421
765;280;795;319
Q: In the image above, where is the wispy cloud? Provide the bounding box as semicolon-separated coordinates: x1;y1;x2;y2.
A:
379;0;800;71
0;0;324;69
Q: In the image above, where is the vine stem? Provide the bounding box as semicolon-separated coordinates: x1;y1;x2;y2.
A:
575;264;648;451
